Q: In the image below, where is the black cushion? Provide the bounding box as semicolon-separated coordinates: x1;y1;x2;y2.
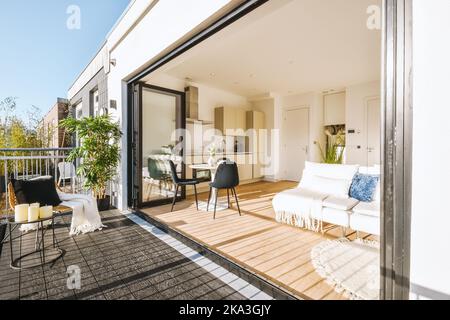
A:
11;178;62;206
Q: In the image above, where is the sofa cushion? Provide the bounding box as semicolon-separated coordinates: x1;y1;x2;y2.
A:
313;207;350;228
352;201;380;217
299;174;352;198
358;165;381;175
272;188;328;215
350;213;380;235
323;196;359;211
349;173;379;202
303;161;359;180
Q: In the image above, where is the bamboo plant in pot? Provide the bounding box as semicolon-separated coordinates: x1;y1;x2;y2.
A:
60;115;122;211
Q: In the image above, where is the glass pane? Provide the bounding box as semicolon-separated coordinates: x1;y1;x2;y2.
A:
141;88;181;203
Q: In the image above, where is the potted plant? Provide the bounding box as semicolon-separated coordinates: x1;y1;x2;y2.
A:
317;129;346;164
60;115;122;211
0;218;6;255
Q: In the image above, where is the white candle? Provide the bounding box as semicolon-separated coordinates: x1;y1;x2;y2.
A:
28;206;40;222
30;203;40;208
14;204;29;223
39;206;53;219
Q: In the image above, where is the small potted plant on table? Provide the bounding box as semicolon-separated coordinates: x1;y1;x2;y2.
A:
60;115;122;211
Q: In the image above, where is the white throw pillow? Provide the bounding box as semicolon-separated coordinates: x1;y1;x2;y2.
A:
304;161;359;180
299;174;352;198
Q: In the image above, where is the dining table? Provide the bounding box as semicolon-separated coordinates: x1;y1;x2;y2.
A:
189;163;228;212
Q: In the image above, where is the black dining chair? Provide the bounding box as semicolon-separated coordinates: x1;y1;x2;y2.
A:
207;161;241;219
168;160;199;212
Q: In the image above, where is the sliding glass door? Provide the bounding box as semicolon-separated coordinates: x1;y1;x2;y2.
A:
131;83;186;208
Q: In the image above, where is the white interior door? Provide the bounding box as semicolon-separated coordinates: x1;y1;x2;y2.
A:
284;108;309;181
367;98;381;166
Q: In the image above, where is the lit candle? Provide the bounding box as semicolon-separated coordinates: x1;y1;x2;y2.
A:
14;204;29;223
30;203;40;208
39;206;53;219
28;205;40;222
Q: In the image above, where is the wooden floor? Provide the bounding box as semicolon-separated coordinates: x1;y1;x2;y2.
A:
141;181;378;300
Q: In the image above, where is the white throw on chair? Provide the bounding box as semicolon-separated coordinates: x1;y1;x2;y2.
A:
57;162;78;191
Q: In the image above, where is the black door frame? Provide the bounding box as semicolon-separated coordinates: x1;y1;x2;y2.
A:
126;0;414;299
129;83;186;209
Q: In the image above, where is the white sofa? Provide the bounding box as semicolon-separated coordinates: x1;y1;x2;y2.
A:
272;161;380;236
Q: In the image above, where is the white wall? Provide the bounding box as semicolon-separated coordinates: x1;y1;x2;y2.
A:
410;0;450;300
345;81;380;165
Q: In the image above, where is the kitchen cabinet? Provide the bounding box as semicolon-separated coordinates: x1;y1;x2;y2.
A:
246;111;266;179
214;107;247;135
324;92;346;125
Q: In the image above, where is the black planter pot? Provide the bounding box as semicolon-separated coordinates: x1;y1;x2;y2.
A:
0;221;6;256
0;175;6;194
97;195;111;212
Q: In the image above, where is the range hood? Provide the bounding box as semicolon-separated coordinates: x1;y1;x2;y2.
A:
185;86;213;125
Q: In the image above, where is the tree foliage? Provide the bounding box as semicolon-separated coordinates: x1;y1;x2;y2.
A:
0;97;43;150
60;115;122;199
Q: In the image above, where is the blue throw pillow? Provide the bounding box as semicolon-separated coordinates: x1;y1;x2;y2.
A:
349;173;379;202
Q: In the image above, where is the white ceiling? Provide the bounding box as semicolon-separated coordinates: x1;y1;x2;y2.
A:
145;0;382;97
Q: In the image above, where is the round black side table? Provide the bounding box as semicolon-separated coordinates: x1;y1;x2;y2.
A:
4;215;64;270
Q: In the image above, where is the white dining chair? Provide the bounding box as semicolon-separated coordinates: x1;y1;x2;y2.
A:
57;162;78;191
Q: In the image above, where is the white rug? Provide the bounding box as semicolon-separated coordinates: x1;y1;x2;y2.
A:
311;238;380;300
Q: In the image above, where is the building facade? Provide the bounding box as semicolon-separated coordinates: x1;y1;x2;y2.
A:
41;98;70;148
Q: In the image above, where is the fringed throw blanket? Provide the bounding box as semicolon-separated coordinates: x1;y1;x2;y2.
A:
58;192;106;236
272;188;328;232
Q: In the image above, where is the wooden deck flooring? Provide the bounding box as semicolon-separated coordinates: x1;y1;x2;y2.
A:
141;181;378;300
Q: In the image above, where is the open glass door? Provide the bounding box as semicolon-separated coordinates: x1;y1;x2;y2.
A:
131;83;186;209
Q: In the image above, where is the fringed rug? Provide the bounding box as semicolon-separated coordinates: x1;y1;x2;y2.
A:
311;238;380;300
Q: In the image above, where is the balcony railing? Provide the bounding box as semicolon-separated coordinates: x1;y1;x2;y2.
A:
0;148;83;215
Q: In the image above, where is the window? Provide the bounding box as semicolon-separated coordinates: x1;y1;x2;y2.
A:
92;89;100;116
74;102;83;147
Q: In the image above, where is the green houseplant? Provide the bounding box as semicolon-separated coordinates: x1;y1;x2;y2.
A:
60;115;122;210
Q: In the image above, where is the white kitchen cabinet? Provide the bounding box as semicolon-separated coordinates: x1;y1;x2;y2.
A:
214;107;247;135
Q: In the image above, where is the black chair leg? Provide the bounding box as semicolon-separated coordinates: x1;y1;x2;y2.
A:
227;189;230;208
232;187;241;216
213;189;218;220
171;185;179;212
193;184;198;211
207;187;212;212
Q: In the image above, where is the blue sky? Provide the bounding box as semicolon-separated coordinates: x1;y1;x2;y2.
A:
0;0;130;120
